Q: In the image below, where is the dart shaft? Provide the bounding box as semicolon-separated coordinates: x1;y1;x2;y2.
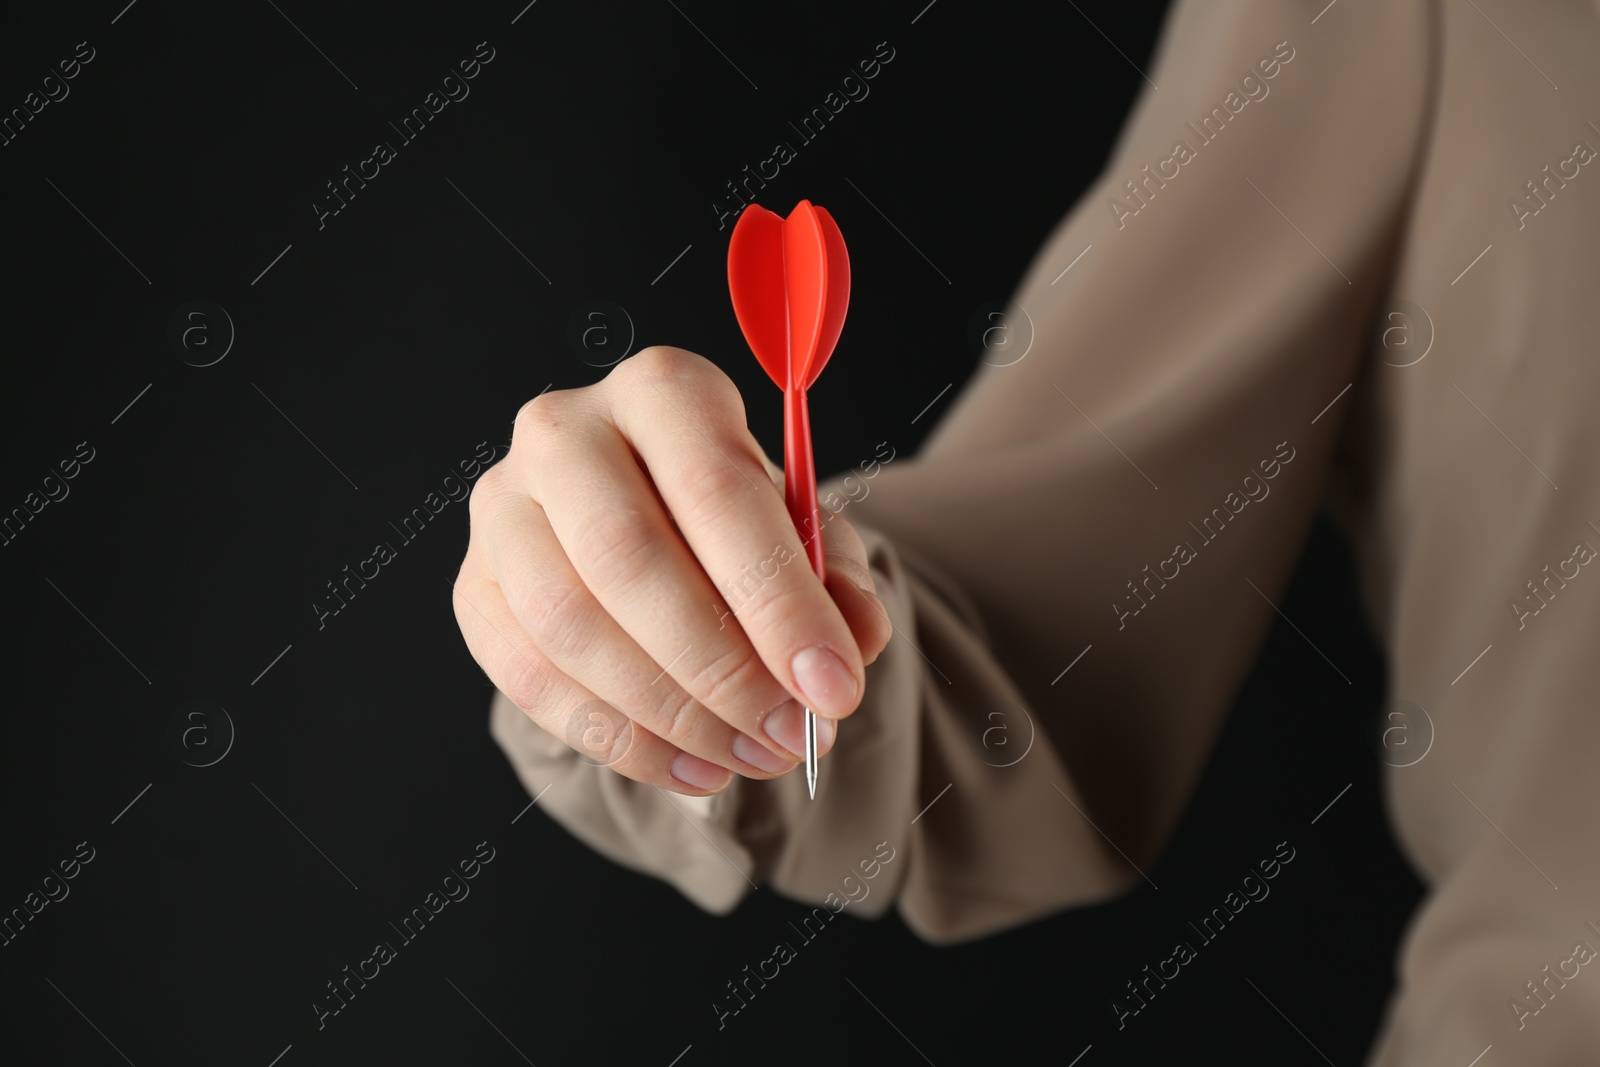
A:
783;387;826;799
783;388;826;578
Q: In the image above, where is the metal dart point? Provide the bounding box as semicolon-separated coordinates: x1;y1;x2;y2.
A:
805;707;818;798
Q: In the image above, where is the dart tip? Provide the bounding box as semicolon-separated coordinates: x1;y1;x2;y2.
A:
804;708;819;799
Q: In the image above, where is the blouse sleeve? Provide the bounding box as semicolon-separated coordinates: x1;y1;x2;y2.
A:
490;0;1433;944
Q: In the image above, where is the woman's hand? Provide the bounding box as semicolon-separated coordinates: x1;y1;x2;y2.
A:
454;346;893;794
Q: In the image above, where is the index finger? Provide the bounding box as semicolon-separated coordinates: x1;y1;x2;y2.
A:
604;348;867;721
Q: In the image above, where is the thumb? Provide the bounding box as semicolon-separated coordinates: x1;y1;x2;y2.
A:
819;518;893;667
760;455;891;664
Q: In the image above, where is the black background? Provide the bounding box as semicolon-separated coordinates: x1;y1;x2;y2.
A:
0;1;1424;1063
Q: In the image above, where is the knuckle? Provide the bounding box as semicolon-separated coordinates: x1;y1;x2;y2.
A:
590;721;636;769
696;361;745;416
571;508;660;592
516;576;593;660
653;686;703;745
697;369;748;426
730;574;813;638
511;389;573;451
561;699;635;768
498;649;552;714
605;734;663;784
689;640;765;713
674;458;763;521
824;552;875;595
614;345;698;387
614;348;743;416
466;464;504;528
449;570;475;619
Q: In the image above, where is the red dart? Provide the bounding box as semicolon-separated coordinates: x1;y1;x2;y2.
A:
727;199;851;799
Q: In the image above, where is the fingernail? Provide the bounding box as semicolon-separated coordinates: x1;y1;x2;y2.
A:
732;732;795;774
762;699;837;759
790;645;859;718
670;752;731;792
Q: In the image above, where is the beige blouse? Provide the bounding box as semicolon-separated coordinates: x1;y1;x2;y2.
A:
489;0;1600;1060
